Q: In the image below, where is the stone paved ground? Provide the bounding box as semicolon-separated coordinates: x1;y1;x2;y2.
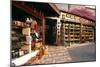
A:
67;42;96;62
25;42;96;65
38;46;72;64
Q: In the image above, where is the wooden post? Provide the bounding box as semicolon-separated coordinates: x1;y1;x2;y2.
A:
92;26;95;42
42;14;45;45
63;23;65;46
28;35;31;53
29;44;31;53
28;30;31;53
68;23;70;46
56;18;61;46
80;23;82;43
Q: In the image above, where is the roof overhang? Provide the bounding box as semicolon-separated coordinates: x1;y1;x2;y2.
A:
12;1;60;18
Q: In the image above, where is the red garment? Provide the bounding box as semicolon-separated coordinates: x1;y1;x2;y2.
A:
31;22;34;29
31;21;39;34
34;24;39;34
31;20;39;45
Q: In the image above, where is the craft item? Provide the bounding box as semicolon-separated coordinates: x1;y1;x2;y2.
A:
22;28;31;35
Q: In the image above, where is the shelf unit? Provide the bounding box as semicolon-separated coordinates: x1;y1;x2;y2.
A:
82;25;94;42
61;21;95;46
11;21;30;59
61;22;69;45
11;20;44;59
12;1;46;60
69;23;80;45
61;21;81;46
60;11;95;46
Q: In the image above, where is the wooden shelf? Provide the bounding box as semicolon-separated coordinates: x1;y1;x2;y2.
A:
81;25;94;42
61;22;81;46
61;20;95;45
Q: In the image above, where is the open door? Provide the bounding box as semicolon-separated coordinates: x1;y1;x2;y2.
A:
45;19;57;45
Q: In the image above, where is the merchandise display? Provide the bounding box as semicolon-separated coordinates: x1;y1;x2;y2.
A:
61;11;95;46
22;28;31;36
12;19;43;59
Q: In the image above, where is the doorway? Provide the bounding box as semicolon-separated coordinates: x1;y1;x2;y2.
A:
45;19;57;45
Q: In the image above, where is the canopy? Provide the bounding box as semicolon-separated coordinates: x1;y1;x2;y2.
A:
56;4;96;21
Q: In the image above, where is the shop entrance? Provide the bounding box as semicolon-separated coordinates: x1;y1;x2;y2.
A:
45;19;57;45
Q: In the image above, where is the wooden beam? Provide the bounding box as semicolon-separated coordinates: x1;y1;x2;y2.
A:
49;3;60;16
12;2;43;20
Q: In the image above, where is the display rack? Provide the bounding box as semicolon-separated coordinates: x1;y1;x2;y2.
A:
82;24;94;42
61;11;95;46
12;1;45;59
61;22;69;45
61;21;95;46
61;21;81;46
69;22;80;45
11;21;30;59
11;19;44;59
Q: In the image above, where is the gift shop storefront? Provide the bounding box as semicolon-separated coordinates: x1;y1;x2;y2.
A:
11;1;60;66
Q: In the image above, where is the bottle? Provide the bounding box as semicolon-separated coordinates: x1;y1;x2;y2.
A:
12;50;15;59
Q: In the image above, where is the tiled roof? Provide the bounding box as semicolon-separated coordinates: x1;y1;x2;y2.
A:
56;4;96;21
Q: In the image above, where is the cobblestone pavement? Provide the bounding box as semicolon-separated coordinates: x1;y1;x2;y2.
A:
38;46;72;64
28;42;96;65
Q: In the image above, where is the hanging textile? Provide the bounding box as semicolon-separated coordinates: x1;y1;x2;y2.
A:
31;20;39;41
